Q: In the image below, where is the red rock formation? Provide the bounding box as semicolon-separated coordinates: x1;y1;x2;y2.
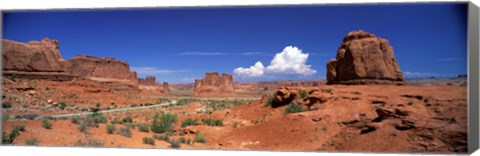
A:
139;76;157;86
163;82;170;92
2;38;75;81
194;72;235;96
138;76;169;94
65;55;137;81
326;30;405;85
2;38;65;72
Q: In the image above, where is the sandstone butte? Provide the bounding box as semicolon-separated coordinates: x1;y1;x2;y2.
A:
194;72;235;96
326;30;406;85
1;38;151;92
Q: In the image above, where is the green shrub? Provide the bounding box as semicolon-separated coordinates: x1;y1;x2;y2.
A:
106;125;116;134
202;118;223;127
58;102;67;110
194;133;207;143
3;115;10;121
151;113;177;133
142;137;155;145
2;124;24;144
119;127;132;137
15;125;26;132
178;137;186;143
181;118;199;127
138;123;150;132
153;134;170;142
71;116;81;124
74;139;104;147
123;122;136;129
2;102;12;108
42;119;52;129
110;118;122;124
232;121;238;128
25;137;38;145
284;104;304;114
299;89;308;98
169;139;181;148
91;112;107;124
122;116;133;123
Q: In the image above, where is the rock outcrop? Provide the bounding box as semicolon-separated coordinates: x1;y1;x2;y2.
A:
163;82;170;92
326;30;405;85
64;55;139;92
139;76;157;86
193;72;235;96
138;76;169;94
2;38;75;81
2;38;65;72
65;55;137;81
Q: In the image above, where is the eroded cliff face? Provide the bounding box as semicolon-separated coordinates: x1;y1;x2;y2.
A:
326;30;405;85
194;72;235;96
2;38;140;92
2;38;65;72
65;55;137;81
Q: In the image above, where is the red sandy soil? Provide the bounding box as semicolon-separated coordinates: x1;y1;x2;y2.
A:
2;79;467;153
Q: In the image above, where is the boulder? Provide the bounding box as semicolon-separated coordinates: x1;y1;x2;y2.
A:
326;30;406;85
271;87;297;108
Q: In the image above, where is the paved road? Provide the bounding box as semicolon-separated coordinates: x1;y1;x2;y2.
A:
45;100;177;119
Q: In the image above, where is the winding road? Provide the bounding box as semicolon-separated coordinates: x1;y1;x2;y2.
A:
45;100;178;119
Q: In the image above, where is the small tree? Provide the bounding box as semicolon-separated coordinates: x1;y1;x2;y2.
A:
151;113;177;133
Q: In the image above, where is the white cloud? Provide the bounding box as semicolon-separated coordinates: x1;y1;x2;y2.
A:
265;46;316;75
233;46;317;78
404;71;435;77
234;61;265;77
131;67;191;74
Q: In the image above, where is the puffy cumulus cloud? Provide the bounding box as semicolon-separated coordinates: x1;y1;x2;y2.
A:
265;46;316;75
233;61;265;77
233;46;316;78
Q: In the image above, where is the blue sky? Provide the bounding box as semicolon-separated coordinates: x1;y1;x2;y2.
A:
2;3;468;84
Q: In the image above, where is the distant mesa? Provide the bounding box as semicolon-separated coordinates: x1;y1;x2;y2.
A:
138;75;170;94
326;30;406;85
139;76;157;86
194;72;235;96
